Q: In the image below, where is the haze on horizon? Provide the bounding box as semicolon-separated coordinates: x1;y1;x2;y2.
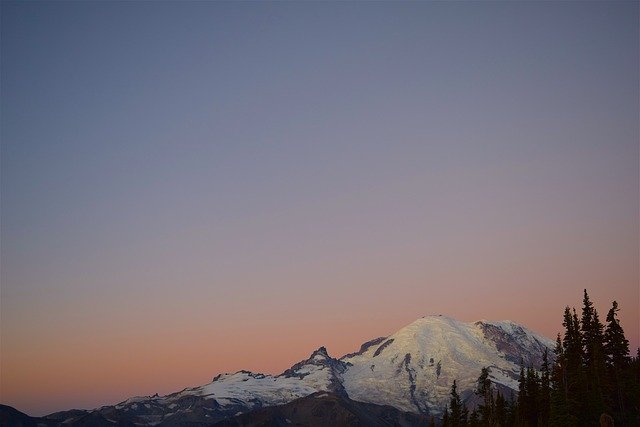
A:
1;1;638;417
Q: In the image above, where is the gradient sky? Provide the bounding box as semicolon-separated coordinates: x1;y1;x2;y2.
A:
1;1;638;417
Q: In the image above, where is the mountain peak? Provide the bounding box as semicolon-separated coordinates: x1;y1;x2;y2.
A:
341;316;554;415
310;346;330;360
280;346;343;379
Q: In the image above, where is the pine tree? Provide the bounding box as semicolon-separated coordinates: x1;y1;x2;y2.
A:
475;367;493;425
604;301;630;370
580;290;608;421
603;300;631;422
539;349;551;426
449;380;467;427
525;367;540;426
550;334;570;426
443;405;450;427
580;289;596;363
494;391;507;427
516;364;527;426
505;392;518;427
563;307;585;423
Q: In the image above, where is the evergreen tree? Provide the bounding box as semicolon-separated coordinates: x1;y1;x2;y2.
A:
505;392;517;427
524;367;539;426
580;289;596;363
449;380;467;427
475;367;493;425
604;301;630;369
550;333;571;426
443;405;450;427
494;391;507;427
516;364;527;426
603;300;632;423
539;348;551;426
580;290;608;421
561;307;585;423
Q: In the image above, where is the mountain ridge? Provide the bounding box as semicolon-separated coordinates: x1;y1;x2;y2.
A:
4;315;554;426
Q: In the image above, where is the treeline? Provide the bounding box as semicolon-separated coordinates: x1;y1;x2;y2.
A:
434;290;639;427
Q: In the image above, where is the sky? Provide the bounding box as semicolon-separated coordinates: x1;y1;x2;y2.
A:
1;1;638;417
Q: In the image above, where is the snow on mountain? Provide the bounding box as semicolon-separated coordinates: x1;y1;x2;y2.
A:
64;347;348;425
49;315;554;425
185;346;348;408
340;315;554;416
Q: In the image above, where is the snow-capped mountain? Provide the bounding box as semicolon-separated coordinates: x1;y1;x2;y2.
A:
341;315;554;416
44;315;554;425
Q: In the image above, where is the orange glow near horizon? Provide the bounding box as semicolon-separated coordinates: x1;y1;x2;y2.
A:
3;274;638;415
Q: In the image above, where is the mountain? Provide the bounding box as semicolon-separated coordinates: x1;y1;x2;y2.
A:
9;315;553;426
340;315;553;416
0;404;60;427
212;391;430;427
